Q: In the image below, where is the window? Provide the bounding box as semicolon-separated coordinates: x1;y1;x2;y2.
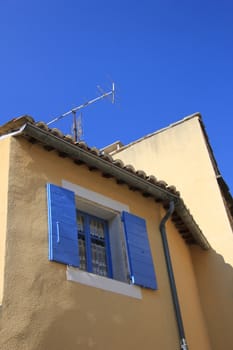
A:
77;211;112;278
47;183;157;290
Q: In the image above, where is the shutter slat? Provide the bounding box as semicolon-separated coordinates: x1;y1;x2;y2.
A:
122;211;157;290
47;184;80;267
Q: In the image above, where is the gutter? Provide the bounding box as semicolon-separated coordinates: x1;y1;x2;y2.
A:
0;124;27;140
15;122;209;250
174;200;209;249
160;201;188;350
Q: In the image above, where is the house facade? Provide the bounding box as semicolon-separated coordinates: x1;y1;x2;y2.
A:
104;113;233;349
0;116;215;349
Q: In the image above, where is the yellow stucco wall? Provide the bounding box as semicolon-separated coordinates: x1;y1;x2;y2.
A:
191;245;233;349
112;117;232;263
0;138;10;305
112;116;233;349
0;137;211;349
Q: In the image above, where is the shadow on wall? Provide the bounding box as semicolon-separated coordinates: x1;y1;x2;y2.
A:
191;246;233;350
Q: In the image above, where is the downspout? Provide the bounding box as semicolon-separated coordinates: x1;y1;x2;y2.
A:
159;201;188;350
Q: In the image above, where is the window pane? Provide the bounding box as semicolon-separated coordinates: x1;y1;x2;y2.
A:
77;214;84;233
90;218;104;239
78;237;87;270
77;213;86;270
91;242;108;276
77;211;110;277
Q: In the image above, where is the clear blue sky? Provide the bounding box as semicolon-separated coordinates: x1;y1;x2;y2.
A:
0;1;232;193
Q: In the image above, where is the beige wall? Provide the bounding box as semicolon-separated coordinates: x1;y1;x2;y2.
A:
112;117;233;264
112;116;233;349
191;245;233;349
0;138;10;304
0;137;211;349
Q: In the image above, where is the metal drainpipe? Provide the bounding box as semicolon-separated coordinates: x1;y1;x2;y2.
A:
159;201;188;350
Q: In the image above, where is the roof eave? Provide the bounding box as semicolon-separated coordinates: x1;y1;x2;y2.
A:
18;123;209;250
22;123;179;203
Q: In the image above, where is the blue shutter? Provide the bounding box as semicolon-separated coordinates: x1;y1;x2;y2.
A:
47;184;80;267
122;211;157;290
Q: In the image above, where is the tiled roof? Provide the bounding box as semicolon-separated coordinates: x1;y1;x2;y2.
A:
0;115;210;249
0;115;181;196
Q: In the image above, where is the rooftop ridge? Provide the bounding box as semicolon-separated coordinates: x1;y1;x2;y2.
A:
105;112;202;155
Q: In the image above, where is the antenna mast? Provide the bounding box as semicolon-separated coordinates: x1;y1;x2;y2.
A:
72;110;78;142
47;83;115;134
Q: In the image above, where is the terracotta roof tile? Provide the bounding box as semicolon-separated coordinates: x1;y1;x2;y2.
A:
0;115;189;201
0;115;199;202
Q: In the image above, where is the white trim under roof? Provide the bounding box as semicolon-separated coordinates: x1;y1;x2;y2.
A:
0;124;27;140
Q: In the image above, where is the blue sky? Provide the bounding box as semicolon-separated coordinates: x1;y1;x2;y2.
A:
0;1;232;193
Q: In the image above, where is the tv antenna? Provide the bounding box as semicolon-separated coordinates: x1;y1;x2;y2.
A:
47;82;115;142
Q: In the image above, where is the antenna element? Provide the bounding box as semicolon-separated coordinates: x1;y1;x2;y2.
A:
47;83;115;128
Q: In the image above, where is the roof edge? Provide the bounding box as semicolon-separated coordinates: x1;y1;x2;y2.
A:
23;123;179;203
104;112;202;155
22;122;210;250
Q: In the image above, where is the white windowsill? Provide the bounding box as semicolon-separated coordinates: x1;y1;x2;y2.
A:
66;266;142;299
